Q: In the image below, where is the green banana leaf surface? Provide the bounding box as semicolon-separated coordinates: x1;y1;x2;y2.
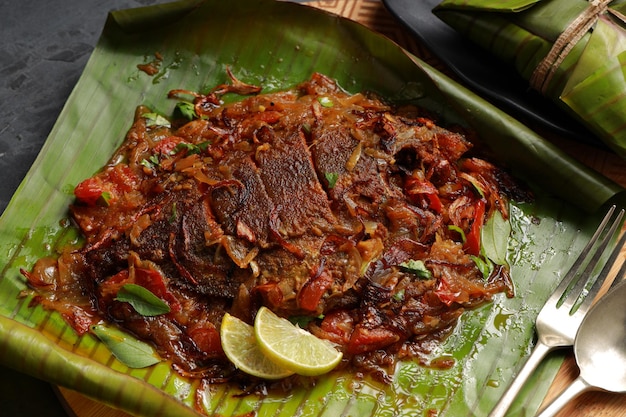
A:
1;1;625;416
435;0;626;160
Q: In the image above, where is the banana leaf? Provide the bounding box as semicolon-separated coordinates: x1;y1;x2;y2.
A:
0;0;625;416
434;0;626;160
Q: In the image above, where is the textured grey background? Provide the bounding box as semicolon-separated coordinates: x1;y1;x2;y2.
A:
0;0;173;215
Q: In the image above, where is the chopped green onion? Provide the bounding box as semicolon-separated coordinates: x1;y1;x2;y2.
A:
140;154;160;170
169;202;178;224
448;224;466;243
471;255;494;280
289;314;324;327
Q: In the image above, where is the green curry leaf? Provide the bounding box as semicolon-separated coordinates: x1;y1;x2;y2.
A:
481;209;511;266
115;283;171;316
91;324;161;368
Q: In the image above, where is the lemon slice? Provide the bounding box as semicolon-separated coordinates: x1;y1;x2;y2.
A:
254;306;343;376
220;313;294;380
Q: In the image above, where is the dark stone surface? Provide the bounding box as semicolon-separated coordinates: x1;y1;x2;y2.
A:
0;0;171;215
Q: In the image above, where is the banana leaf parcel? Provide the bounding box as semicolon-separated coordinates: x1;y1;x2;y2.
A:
434;0;626;159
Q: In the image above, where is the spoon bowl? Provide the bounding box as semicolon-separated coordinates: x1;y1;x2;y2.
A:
538;277;626;417
576;286;626;392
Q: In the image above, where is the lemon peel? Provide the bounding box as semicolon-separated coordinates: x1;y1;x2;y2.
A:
220;312;294;380
254;306;343;376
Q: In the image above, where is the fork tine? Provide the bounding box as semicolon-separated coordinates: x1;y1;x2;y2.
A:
543;205;617;307
608;230;626;289
557;210;624;313
572;224;626;319
561;208;625;312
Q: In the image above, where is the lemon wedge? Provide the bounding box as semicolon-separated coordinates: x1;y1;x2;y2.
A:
254;306;343;376
220;313;294;380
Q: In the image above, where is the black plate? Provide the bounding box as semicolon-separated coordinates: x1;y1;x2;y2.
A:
382;0;601;146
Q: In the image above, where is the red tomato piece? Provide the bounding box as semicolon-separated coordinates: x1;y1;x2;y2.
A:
134;267;181;313
107;164;139;193
320;309;354;343
347;326;400;355
74;177;105;206
434;276;462;306
297;271;333;312
153;136;183;156
252;283;283;308
426;192;443;213
404;176;442;213
99;270;130;298
62;306;94;335
464;199;486;256
189;323;224;357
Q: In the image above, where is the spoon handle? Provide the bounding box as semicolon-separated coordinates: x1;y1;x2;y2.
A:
488;340;552;417
535;376;590;417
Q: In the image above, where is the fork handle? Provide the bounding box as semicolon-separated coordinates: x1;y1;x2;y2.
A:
535;376;591;417
488;340;552;417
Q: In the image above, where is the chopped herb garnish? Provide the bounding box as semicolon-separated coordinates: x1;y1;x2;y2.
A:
140;154;160;170
325;172;339;188
142;112;171;128
393;289;405;302
317;96;334;108
399;259;432;279
115;283;171;316
175;101;197;120
481;210;510;266
289;314;324;328
140;159;152;170
98;191;112;207
172;141;210;155
169;202;178;224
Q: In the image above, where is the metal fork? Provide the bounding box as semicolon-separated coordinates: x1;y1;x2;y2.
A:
489;205;626;417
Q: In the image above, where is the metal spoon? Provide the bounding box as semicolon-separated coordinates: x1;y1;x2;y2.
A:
536;277;626;417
